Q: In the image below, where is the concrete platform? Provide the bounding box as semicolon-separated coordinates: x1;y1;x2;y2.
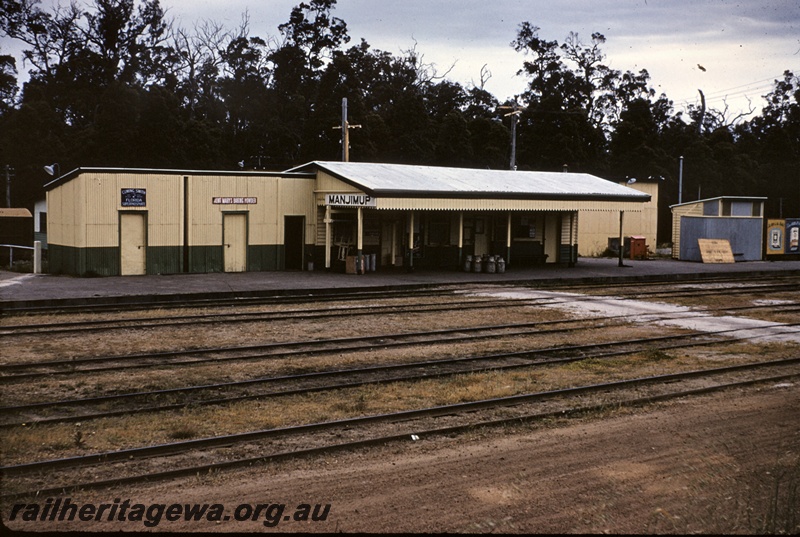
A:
2;257;800;308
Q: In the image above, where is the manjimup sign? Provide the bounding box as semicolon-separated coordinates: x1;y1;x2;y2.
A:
325;194;376;207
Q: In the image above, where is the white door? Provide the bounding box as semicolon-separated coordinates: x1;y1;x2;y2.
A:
224;213;247;272
120;213;146;275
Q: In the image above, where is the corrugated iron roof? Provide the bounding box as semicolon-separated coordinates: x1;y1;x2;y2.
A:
0;208;33;217
289;161;651;201
43;167;315;191
669;195;768;209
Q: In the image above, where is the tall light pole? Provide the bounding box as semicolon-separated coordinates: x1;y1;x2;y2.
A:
508;110;520;170
341;97;348;162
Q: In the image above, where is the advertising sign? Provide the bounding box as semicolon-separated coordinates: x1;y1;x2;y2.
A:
787;218;800;255
121;188;146;207
212;197;257;205
766;219;785;255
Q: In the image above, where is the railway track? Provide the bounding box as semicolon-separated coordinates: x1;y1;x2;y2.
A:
0;286;465;316
2;317;800;428
2;278;798;338
0;316;624;379
2;357;798;500
0;297;552;337
2;272;798;320
2;299;798;381
0;330;751;426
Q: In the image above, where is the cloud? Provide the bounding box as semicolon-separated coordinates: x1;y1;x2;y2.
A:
13;0;800;113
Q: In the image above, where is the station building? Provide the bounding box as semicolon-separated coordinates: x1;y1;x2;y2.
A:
44;161;651;276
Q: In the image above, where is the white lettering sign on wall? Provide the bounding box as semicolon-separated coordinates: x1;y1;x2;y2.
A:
213;197;257;205
121;188;146;207
325;194;376;207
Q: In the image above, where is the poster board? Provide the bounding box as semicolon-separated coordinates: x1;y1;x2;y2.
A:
767;219;785;255
697;239;735;263
787;219;800;255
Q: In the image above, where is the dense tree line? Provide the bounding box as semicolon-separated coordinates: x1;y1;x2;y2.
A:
1;0;798;243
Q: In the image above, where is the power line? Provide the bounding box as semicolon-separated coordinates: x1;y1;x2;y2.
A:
702;74;788;97
672;74;787;105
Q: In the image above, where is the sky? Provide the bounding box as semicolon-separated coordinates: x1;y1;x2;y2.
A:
5;0;800;117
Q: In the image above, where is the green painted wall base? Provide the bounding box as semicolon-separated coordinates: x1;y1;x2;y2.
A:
149;246;182;274
49;245;119;276
49;243;296;276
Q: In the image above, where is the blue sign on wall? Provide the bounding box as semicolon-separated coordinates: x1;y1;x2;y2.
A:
121;188;146;207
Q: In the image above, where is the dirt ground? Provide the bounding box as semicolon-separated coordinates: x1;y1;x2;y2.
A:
4;382;798;534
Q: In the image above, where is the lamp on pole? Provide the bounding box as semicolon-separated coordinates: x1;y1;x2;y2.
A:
43;163;61;178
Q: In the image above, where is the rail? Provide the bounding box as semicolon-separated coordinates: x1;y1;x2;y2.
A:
0;242;42;273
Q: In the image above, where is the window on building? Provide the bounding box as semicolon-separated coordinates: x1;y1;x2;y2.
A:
514;215;537;239
722;200;734;216
704;201;720;216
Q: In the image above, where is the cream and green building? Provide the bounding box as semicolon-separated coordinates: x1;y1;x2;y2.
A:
44;161;651;276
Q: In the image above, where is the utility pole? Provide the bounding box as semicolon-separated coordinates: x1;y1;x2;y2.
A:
498;104;523;170
4;165;13;208
331;98;364;273
333;98;361;162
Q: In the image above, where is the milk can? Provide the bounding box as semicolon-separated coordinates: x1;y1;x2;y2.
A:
472;255;482;273
464;255;473;272
496;256;506;273
485;255;496;273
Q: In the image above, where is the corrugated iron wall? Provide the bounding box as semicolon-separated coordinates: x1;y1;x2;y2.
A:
671;202;706;258
81;172;180;247
679;216;764;261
